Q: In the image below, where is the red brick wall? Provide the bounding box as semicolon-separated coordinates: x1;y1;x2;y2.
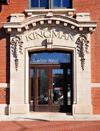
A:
73;0;100;83
0;88;10;104
91;88;100;114
0;0;28;83
73;0;100;114
0;0;28;104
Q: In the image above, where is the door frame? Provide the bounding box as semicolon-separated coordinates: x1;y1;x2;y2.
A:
29;50;73;112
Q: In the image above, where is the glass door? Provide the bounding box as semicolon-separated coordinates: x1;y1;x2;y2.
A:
31;68;51;111
38;69;49;105
51;69;64;111
29;51;72;112
50;67;72;112
30;66;72;112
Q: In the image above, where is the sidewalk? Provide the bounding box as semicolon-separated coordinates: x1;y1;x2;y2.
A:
0;113;100;121
0;113;100;131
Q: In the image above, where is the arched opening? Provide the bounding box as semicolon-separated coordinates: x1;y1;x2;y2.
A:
29;50;73;112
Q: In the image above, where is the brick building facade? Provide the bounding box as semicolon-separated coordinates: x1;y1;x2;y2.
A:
0;0;100;115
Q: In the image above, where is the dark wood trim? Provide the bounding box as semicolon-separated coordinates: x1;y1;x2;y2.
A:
29;55;31;111
29;51;73;112
29;63;72;68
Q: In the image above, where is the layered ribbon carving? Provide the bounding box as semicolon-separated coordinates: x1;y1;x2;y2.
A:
11;35;23;70
76;34;89;70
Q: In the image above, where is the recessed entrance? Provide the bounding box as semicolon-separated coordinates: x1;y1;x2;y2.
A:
29;51;73;112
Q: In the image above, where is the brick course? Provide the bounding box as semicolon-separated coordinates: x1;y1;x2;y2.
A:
91;88;100;114
73;0;100;83
73;0;100;114
0;0;28;83
0;88;10;104
0;0;28;104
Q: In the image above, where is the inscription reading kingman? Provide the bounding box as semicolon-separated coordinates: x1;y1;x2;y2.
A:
25;30;75;42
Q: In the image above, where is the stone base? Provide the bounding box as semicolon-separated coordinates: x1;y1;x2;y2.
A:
73;104;92;115
9;104;29;114
0;104;9;115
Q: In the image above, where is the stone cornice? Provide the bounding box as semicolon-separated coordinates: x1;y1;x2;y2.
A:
3;9;98;34
25;9;75;15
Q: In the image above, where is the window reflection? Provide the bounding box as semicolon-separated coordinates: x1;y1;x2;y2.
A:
38;69;48;105
30;0;71;8
31;0;38;7
53;0;61;7
62;0;70;7
67;69;71;75
53;0;70;8
53;69;64;105
40;0;48;7
67;84;71;105
31;52;70;64
31;0;48;8
31;69;34;105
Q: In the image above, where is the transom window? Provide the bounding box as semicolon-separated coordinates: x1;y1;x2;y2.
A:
30;52;71;64
29;0;72;9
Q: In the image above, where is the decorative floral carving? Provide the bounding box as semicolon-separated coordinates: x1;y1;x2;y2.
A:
76;34;89;70
11;35;23;70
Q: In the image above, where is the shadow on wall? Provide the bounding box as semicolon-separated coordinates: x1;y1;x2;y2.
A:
0;27;10;84
0;5;2;12
5;105;9;115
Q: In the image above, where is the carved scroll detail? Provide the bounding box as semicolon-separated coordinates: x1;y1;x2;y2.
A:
76;34;89;70
11;35;23;70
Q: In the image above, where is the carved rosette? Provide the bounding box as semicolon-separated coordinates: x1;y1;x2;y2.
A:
76;34;89;70
11;35;23;70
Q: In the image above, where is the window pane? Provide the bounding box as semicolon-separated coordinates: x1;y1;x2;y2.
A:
31;52;71;64
67;84;71;105
31;0;39;7
38;69;48;105
53;69;64;105
53;0;61;7
31;69;34;105
62;0;70;7
40;0;48;7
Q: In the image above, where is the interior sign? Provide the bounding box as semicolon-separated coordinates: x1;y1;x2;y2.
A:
25;30;75;42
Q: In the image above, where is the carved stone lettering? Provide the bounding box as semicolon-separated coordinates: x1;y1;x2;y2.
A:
25;30;75;42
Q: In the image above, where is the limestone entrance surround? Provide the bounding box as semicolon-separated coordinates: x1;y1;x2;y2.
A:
3;9;98;115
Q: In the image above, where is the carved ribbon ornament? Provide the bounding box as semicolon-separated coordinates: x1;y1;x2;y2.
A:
76;34;89;70
11;35;23;70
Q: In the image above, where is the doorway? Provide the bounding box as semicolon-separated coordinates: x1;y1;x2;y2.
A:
29;51;73;112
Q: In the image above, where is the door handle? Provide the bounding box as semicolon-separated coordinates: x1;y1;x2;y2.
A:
51;89;53;100
48;89;50;99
